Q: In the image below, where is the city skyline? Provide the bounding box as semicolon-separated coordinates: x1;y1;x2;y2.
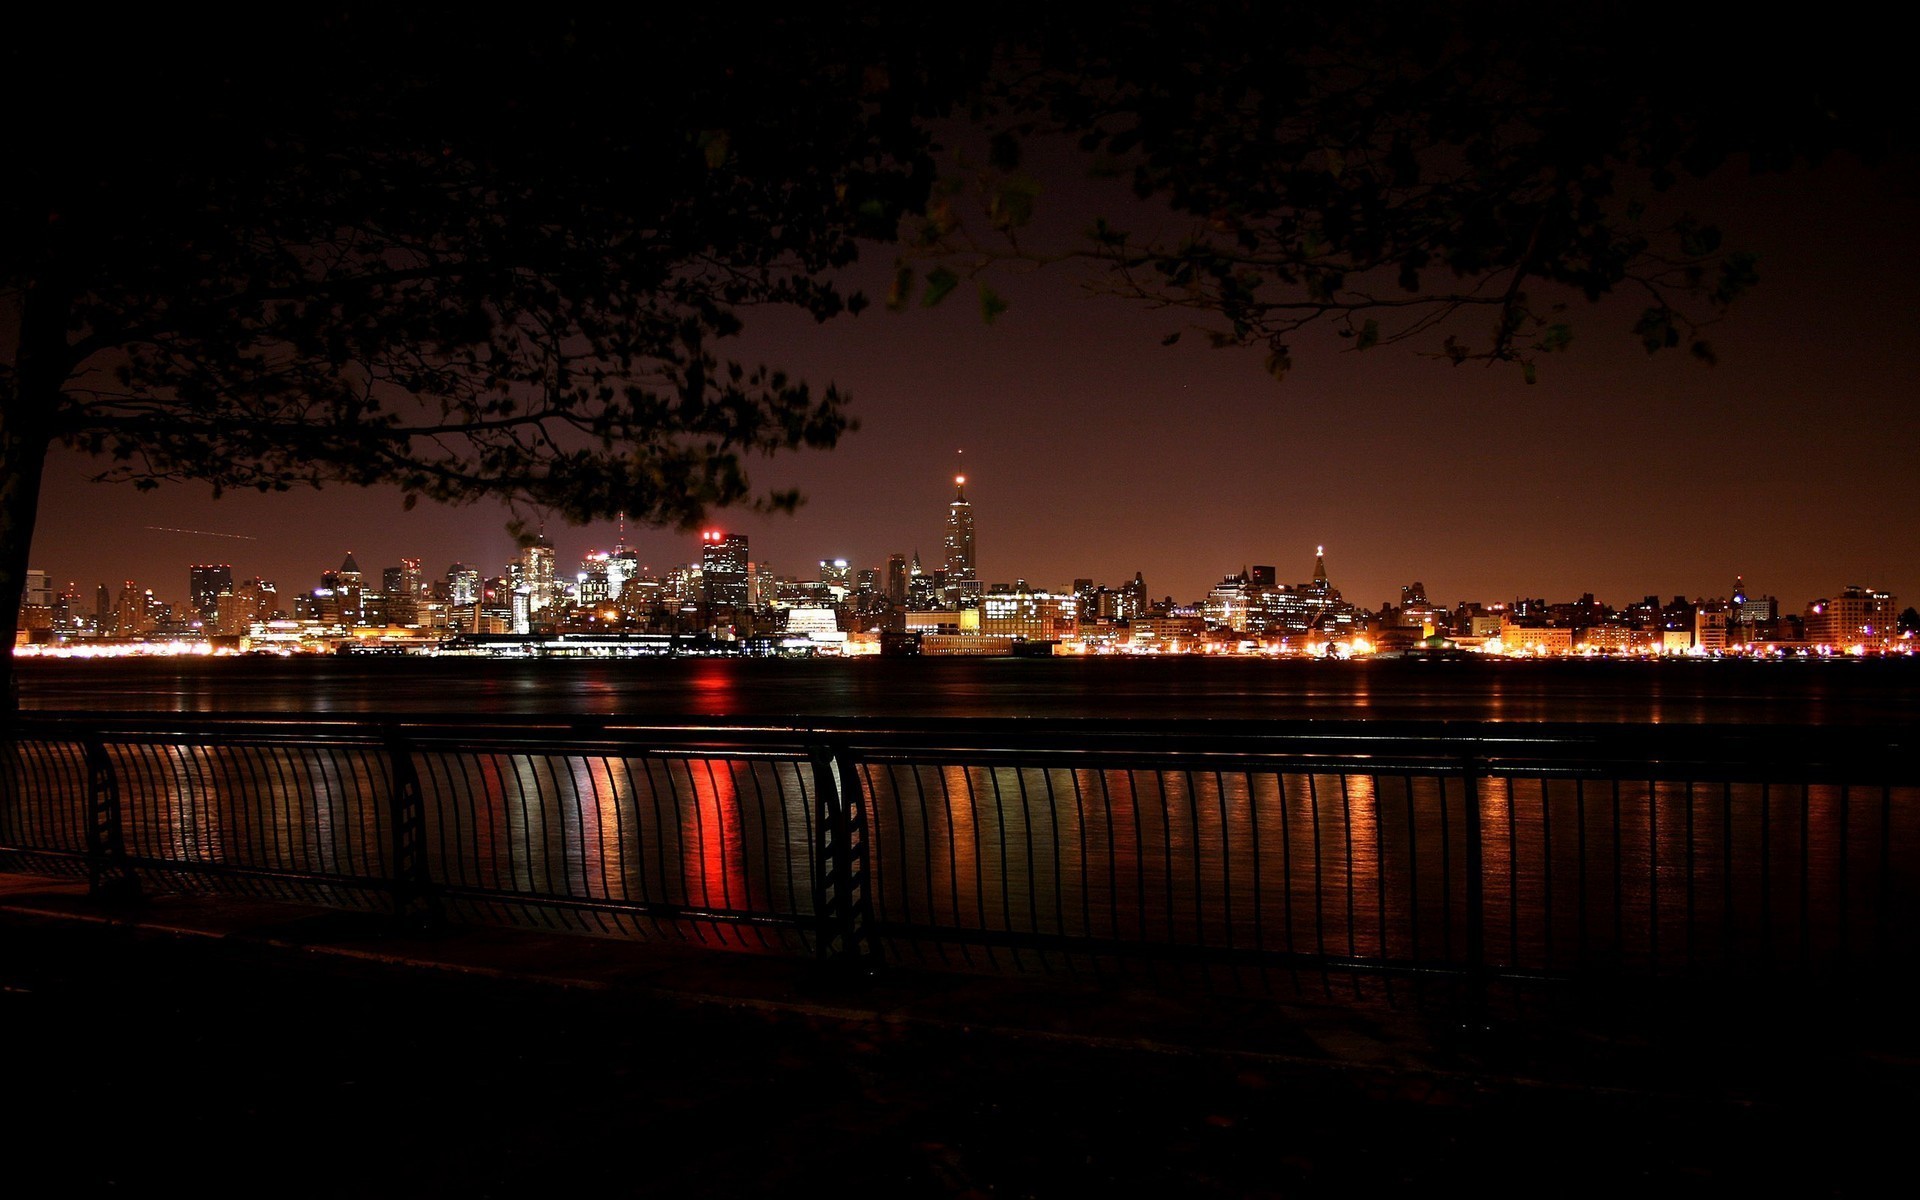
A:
19;473;1904;627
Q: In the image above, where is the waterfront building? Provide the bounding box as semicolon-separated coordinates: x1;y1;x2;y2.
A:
904;609;980;634
1126;614;1206;649
1805;585;1900;649
1500;623;1573;655
1203;572;1255;633
981;589;1076;641
1694;604;1730;653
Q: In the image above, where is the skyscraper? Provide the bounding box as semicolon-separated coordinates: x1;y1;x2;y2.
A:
520;534;556;613
447;563;480;608
701;530;750;608
335;552;364;625
944;475;978;604
188;564;233;619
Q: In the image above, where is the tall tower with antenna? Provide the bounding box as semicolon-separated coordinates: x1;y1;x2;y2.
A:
943;469;978;606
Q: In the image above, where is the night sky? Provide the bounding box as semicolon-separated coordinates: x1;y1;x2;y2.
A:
25;152;1919;615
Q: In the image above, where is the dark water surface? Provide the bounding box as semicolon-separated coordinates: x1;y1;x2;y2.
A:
16;655;1920;724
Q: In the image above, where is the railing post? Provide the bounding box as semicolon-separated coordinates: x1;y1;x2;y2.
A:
808;740;879;970
1461;752;1489;1024
381;725;440;933
81;731;140;902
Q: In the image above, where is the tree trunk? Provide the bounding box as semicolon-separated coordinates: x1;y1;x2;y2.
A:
1;268;69;715
0;412;52;715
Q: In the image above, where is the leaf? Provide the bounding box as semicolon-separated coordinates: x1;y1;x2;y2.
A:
1632;307;1680;353
922;267;959;307
885;266;914;312
1523;361;1538;385
1160;332;1181;346
697;129;730;169
1355;319;1379;351
1264;346;1292;381
978;282;1008;324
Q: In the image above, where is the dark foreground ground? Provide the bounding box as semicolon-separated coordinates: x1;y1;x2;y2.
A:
2;874;1914;1198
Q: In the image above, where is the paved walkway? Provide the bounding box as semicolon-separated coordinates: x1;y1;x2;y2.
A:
2;872;1911;1196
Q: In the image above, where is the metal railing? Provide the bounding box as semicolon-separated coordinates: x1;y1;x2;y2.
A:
3;714;1915;996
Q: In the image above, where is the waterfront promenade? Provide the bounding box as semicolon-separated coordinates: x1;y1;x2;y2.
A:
3;868;1914;1196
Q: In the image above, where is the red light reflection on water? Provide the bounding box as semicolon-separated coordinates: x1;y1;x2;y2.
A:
686;659;738;715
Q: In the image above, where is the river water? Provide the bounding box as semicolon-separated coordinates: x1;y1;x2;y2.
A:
15;655;1920;724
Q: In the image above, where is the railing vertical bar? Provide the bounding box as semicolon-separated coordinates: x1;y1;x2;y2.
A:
987;765;1020;973
1837;779;1850;966
1649;772;1660;975
599;756;630;905
1877;782;1891;959
1684;778;1696;975
1040;768;1067;975
1069;768;1093;977
1127;770;1147;956
1209;768;1234;989
1800;779;1812;970
962;765;994;971
1095;769;1120;970
1611;777;1623;965
1462;757;1484;1015
1182;768;1207;984
1437;772;1453;965
876;762;919;960
701;758;732;915
1722;779;1735;970
1761;780;1773;969
1505;774;1518;970
1541;775;1554;972
1340;772;1358;999
914;762;954;967
1276;769;1297;986
1307;770;1325;995
1247;768;1265;988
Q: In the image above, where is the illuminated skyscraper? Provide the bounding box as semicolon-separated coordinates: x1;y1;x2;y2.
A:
188;564;233;619
335;552;364;625
520;534;556;613
943;475;978;604
447;563;480;608
701;530;750;608
886;553;907;606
